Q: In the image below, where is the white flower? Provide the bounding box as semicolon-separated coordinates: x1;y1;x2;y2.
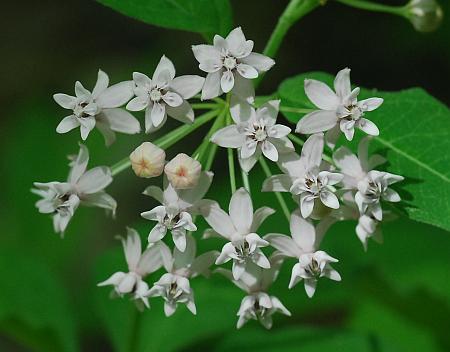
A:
211;98;294;172
141;171;213;251
262;133;343;218
129;142;166;178
126;56;204;133
265;211;341;297
192;27;275;101
217;255;290;329
199;188;274;280
32;144;116;234
54;70;140;145
356;214;383;251
355;170;403;221
146;235;218;317
164;153;201;189
97;228;164;309
296;68;383;147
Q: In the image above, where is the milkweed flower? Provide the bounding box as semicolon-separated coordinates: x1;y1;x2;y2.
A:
126;56;204;133
192;27;275;101
217;255;291;329
32;144;116;234
146;235;218;316
141;172;213;251
406;0;443;32
54;70;140;145
296;68;383;148
262;133;343;218
97;228;165;309
211;99;293;172
265;211;341;297
200;188;274;280
164;153;201;189
129;142;166;178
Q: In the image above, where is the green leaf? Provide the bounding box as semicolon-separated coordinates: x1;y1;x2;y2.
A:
96;0;233;37
278;72;450;232
0;250;78;352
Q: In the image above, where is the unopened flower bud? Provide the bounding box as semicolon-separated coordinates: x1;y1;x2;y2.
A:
164;153;201;189
130;142;165;178
406;0;443;32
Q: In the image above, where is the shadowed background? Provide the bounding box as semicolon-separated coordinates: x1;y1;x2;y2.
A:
1;0;449;351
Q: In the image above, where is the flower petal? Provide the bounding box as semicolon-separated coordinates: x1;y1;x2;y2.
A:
151;102;166;128
101;108;141;134
170;75;205;99
304;79;340;110
261;175;292;192
358;97;383;112
162;91;183;107
290;210;316;252
334;68;351;99
56;115;80;134
53;94;76;109
201;71;222;100
262;141;279;161
77;166;112;194
229;188;253;234
166;100;194;124
221;70;235;93
358;118;379;136
126;95;149;111
264;234;300;257
320;190;340;209
152;55;176;82
198;200;235;240
96;81;134;108
236;63;258;79
250;207;275;233
210;125;245;148
92;69;109;98
240;52;275;72
296;111;338;134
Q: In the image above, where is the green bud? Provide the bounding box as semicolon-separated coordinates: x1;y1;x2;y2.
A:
406;0;443;32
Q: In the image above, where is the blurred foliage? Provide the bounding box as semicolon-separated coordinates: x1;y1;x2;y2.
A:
1;0;450;351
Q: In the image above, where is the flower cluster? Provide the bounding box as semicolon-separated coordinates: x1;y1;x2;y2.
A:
34;26;404;329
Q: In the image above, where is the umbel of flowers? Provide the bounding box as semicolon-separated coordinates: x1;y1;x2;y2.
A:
33;27;404;329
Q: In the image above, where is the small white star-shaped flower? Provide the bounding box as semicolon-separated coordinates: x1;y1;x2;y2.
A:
296;68;383;148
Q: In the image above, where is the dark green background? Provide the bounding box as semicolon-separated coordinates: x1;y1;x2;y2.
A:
1;1;449;351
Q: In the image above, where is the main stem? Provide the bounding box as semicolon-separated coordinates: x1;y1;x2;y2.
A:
335;0;406;16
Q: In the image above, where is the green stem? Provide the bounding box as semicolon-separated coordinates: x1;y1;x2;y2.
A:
191;103;220;110
111;109;219;176
192;109;227;162
335;0;405;16
205;144;218;171
226;113;237;194
259;158;291;220
241;167;251;194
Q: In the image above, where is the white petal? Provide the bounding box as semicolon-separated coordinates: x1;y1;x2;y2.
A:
77;166;112;194
296;111;338;134
288;263;303;289
358;97;383;112
358;118;379;136
151;102;166;127
172;228;187;252
304;79;339;110
133;72;152;88
232;261;246;280
238;152;259;173
240;52;275;72
122;228;141;271
97;272;126;287
301;133;324;170
96;81;134;108
304;279;317;298
290;210;316;252
232;74;254;103
170;75;205;99
192;45;221;67
264;234;299;257
334;68;351;99
166;100;194;124
118;274;137;294
320;191;340;209
300;194;315;219
216;242;235;264
250;207;275;233
221;70;235;93
324;125;341;149
240;140;257;159
262;141;279;162
56;115;80;134
333;146;364;179
53;94;76;109
236;64;258;79
210;125;245;148
152;55;176;82
201;71;222;100
229;188;253;234
162;91;183;107
79;117;96;140
230;95;255;124
261;175;292;192
268;124;291;138
225;27;248;56
81;192;116;213
102;109;141;134
164;302;177;317
126;95;149;111
75;81;91;99
148;224;167;243
383;188;401;202
92;69;109;98
199;200;235;239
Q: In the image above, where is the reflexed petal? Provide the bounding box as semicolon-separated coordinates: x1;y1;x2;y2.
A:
229;188;253;233
152;55;176;81
102;108;141;134
82;191;116;214
221;70;235;93
238;152;259;173
232;261;246;280
166;100;194;124
304;279;317;298
92;69;109;98
170;75;205;99
94;119;117;146
325;268;341;281
192;45;221;66
216;242;235;264
53;94;76;109
201;71;222;100
172;228;187;252
121;228;141;270
211;125;245;148
199;200;235;239
271;296;291;316
236;64;258;79
56;115;79;134
288;263;303;289
290;210;316;252
126;95;149;111
358;118;379;136
270;137;294;154
304;79;339;110
264;234;299;257
358;97;383;112
79;117;96;140
164;302;177;317
383;188;401;202
240;52;275;72
301;133;324;170
334;68;351;98
333;146;364;179
232;74;255;103
250;207;275;233
77;166;112;194
151;102;166;127
97;271;126;287
320;190;340;209
262;141;279;161
142;185;164;203
300;194;315;218
296;111;337;134
268;124;290;138
261;175;292;192
162;91;183;107
148;223;167;243
118;274;137;294
75;81;91;99
96;81;134;108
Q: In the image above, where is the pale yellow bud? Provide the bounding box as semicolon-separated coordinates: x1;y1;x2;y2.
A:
129;142;165;178
407;0;443;32
164;153;201;189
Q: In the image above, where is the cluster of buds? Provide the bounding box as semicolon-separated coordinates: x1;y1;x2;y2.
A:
33;26;404;329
